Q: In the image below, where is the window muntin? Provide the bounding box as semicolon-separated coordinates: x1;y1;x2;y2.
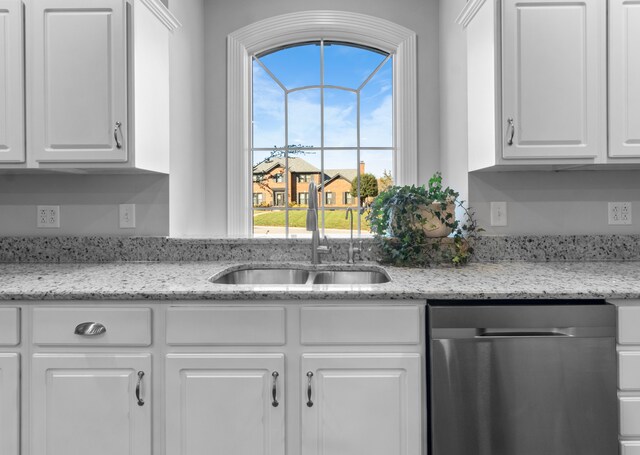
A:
252;41;394;238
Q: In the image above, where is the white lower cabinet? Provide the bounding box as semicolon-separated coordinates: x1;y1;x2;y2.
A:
165;353;286;455
31;353;152;455
301;353;422;455
0;354;19;455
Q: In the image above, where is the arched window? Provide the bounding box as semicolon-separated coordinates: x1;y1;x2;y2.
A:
228;11;417;236
251;41;393;237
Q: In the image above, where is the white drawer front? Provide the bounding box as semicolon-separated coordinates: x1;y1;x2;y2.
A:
166;307;285;345
621;397;640;437
0;308;20;346
619;306;640;344
620;351;640;390
622;442;640;455
32;308;151;346
300;306;420;345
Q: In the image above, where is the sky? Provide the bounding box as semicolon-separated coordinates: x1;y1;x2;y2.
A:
252;42;394;178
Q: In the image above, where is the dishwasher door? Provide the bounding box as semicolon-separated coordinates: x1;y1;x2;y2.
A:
429;304;617;455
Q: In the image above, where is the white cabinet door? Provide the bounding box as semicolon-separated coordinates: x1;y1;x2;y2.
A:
502;0;606;160
301;353;421;455
30;0;127;163
0;0;24;163
0;354;19;455
609;0;640;158
166;353;285;455
31;353;151;455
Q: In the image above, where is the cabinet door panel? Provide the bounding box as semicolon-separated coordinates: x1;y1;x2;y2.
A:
31;353;151;455
0;0;24;163
30;0;127;162
301;354;421;455
166;354;285;455
0;354;19;455
609;0;640;157
502;0;605;159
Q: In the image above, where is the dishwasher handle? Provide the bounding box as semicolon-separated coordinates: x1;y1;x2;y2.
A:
431;325;615;339
478;327;572;337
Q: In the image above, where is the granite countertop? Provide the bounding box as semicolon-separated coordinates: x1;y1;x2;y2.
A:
1;260;639;301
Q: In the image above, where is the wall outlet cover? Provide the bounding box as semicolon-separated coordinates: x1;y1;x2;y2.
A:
119;204;136;229
609;202;632;225
490;201;508;227
36;206;60;228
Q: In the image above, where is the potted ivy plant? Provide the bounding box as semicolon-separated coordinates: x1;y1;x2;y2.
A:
367;172;482;266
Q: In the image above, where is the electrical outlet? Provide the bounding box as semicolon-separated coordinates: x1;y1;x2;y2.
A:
490;201;507;226
609;202;632;225
119;204;136;229
37;205;60;228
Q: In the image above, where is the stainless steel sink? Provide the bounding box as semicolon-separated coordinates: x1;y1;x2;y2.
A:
312;270;390;285
211;268;310;285
210;265;390;286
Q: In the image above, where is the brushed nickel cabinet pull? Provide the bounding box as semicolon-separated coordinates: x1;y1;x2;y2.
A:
306;371;314;407
114;121;123;149
74;322;106;336
271;371;279;407
506;117;515;146
136;371;145;406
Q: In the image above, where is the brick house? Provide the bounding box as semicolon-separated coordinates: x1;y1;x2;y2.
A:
252;157;365;208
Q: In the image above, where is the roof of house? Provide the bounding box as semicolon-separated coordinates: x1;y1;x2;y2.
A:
253;157;359;184
253;156;320;174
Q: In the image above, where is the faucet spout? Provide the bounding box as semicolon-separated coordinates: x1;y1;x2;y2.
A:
306;182;331;264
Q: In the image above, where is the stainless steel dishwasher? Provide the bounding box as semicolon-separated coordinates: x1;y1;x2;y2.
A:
429;302;617;455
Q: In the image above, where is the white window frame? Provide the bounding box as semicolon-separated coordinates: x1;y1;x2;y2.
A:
227;10;418;236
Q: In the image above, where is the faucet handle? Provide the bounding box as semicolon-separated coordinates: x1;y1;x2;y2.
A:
318;235;332;255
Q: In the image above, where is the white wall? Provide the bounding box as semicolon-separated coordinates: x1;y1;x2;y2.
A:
203;0;441;235
439;0;468;207
168;0;208;237
0;174;169;236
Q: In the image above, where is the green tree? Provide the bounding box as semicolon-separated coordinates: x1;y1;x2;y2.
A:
378;169;393;193
350;173;379;206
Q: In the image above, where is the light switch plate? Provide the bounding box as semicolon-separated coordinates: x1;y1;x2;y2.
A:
490;202;507;226
119;204;136;229
37;206;60;228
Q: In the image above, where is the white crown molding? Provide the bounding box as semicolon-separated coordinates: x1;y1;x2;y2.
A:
227;10;418;236
456;0;488;28
137;0;181;32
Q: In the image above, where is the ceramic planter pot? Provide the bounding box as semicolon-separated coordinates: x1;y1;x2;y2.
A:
416;202;455;238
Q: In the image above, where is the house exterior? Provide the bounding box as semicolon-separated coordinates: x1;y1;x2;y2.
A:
252;157;365;208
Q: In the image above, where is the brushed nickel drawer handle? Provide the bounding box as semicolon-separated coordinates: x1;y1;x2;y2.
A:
114;121;123;149
136;371;145;406
271;371;279;407
74;322;106;336
506;117;515;146
306;371;314;407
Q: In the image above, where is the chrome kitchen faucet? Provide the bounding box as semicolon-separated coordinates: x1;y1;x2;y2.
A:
306;182;332;264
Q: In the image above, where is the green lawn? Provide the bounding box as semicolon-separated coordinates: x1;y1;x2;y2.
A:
254;210;370;230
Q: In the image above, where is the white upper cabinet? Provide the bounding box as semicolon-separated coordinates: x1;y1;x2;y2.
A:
609;0;640;158
0;0;24;164
460;0;626;170
0;0;179;171
502;0;606;160
30;0;127;163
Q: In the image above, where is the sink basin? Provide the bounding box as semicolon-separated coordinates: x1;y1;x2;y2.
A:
312;270;390;285
210;265;390;285
211;268;310;285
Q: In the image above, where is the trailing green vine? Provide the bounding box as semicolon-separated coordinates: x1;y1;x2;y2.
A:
366;172;483;266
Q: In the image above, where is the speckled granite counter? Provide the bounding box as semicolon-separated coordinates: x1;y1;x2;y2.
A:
1;260;639;301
